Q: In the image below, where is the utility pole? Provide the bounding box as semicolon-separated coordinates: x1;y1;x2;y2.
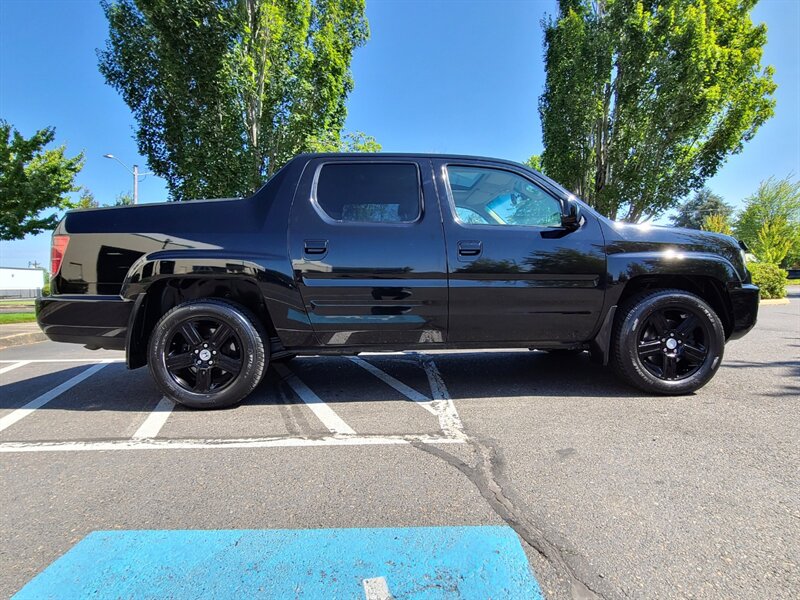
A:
133;164;139;205
103;154;152;204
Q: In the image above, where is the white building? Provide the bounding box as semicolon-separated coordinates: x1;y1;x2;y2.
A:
0;267;45;298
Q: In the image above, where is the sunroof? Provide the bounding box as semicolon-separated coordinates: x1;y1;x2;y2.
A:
448;169;484;190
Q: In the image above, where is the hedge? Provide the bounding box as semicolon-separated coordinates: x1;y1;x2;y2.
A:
748;262;788;299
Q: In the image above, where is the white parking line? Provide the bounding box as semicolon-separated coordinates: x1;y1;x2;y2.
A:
0;433;464;453
0;360;31;376
272;363;356;435
0;360;113;433
0;358;124;363
132;397;175;440
415;354;466;440
348;356;438;415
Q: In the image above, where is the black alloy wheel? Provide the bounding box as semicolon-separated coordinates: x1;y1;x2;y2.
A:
148;298;268;409
612;289;725;395
635;307;709;381
164;317;243;394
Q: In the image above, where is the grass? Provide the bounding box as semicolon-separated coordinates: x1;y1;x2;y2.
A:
0;312;37;324
0;298;36;306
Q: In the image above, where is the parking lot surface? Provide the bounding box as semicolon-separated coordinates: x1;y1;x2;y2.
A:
1;291;798;599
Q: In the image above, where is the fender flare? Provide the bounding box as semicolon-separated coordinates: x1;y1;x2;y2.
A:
121;250;314;368
591;251;741;364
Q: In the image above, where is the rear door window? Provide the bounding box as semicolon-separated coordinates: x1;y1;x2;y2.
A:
314;163;421;224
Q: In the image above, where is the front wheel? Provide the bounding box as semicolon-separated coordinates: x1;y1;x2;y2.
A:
612;289;725;395
147;298;268;409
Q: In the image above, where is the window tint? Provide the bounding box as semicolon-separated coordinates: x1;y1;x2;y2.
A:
446;166;562;228
315;163;421;223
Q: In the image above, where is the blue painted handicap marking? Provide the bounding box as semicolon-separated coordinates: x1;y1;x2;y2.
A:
14;526;543;599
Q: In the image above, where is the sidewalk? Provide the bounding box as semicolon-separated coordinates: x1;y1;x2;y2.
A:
0;322;46;350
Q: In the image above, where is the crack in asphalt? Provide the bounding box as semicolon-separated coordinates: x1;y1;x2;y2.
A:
412;436;609;600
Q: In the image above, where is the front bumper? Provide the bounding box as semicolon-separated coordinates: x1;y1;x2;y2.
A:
36;295;134;350
727;283;759;341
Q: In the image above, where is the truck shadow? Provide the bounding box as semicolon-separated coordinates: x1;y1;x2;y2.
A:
3;351;795;412
260;351;653;403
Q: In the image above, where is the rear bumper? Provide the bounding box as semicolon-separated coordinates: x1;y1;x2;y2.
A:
36;295;134;350
728;283;759;341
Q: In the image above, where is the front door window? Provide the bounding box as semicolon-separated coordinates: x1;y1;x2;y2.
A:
445;166;562;228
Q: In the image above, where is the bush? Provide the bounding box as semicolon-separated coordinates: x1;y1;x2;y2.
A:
748;262;788;299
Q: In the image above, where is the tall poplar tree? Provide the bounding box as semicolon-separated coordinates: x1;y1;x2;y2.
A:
539;0;776;221
99;0;370;200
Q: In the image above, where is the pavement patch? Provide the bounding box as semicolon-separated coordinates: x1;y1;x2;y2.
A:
13;526;542;599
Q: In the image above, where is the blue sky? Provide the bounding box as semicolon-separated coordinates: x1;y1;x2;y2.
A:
1;0;798;268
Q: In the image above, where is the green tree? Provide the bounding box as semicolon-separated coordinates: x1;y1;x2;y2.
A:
701;213;732;235
73;189;100;209
0;121;84;240
99;0;370;201
539;0;776;222
754;218;794;265
671;187;733;230
525;155;543;173
309;131;382;153
114;191;135;206
735;176;800;267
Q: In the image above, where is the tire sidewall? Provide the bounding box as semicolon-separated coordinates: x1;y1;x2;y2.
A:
148;301;266;409
616;291;725;395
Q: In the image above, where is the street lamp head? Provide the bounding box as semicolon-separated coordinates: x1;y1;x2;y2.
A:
103;154;115;159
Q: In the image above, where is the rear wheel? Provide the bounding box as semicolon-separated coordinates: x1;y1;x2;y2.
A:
147;299;268;409
612;289;724;395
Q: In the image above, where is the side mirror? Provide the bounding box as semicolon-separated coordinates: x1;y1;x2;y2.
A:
561;199;581;230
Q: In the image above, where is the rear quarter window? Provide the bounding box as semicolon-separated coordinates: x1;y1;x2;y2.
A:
314;163;421;224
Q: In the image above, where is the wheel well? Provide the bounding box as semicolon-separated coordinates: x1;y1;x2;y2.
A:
616;275;734;338
127;277;277;369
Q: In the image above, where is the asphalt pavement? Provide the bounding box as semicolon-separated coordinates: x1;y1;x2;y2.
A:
0;290;798;599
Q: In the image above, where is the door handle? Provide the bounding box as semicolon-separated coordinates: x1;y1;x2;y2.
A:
304;239;328;256
457;240;482;258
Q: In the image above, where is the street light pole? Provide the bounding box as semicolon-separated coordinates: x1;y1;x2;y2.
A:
103;154;152;205
133;164;139;205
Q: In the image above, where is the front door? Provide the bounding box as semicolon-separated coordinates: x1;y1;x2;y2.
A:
434;160;607;344
288;158;448;347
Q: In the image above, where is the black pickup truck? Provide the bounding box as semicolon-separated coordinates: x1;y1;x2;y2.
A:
37;153;758;408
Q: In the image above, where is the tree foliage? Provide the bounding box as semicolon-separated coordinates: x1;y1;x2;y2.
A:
73;189;100;209
0;122;84;240
735;176;800;267
99;0;370;201
115;191;135;206
525;155;543;173
308;131;382;153
701;213;732;235
671;187;733;229
754;218;794;265
539;0;776;222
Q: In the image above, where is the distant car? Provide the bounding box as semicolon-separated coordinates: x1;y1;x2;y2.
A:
37;153;758;408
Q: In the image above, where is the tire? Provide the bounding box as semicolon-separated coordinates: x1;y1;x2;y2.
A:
612;289;725;395
147;298;268;409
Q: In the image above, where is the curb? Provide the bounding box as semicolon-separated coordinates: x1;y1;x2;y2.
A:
760;298;791;306
0;331;47;350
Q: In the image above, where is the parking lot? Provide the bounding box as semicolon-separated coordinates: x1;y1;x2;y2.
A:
1;291;798;599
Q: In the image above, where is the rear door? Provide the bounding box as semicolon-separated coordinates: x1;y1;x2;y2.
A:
288;157;448;347
433;159;606;344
